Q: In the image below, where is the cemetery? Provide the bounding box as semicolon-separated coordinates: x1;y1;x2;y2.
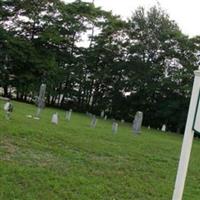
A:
1;99;200;200
1;0;200;200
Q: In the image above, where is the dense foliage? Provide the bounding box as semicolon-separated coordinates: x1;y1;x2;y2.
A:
0;0;199;132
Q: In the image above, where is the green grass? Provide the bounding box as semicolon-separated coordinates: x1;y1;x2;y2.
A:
0;100;200;200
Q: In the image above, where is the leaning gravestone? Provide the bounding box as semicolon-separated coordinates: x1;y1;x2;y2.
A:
90;115;97;128
104;115;107;120
112;122;118;134
34;83;46;119
51;113;58;125
66;109;72;121
132;111;143;134
161;124;166;132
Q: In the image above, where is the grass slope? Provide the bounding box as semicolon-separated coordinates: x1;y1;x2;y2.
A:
0;100;200;200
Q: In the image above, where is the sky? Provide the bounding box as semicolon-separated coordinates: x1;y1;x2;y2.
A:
64;0;200;37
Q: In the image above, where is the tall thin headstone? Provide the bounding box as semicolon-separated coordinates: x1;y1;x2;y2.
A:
34;83;46;119
90;115;97;128
132;111;143;134
104;115;107;120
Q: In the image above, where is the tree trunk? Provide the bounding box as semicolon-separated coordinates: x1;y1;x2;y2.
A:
3;85;8;97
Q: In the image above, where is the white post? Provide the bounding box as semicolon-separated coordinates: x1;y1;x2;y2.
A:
172;70;200;200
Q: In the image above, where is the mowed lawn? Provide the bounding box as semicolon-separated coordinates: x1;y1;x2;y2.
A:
0;101;200;200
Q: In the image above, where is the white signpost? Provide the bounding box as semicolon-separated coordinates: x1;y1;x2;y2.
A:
172;70;200;200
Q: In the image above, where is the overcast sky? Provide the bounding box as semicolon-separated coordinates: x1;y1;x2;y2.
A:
64;0;200;37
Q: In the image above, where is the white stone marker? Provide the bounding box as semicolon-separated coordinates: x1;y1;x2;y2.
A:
66;109;72;121
112;122;118;134
161;124;166;132
51;113;58;125
104;115;107;120
147;126;151;129
132;111;143;134
90;115;97;128
172;70;200;200
34;83;46;119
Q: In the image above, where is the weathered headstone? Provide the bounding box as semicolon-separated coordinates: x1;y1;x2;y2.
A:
148;125;151;130
101;111;104;118
112;122;118;134
132;111;143;134
121;119;125;123
34;83;46;119
66;109;72;121
161;124;166;132
51;113;58;124
4;99;13;120
104;115;107;120
90;115;97;128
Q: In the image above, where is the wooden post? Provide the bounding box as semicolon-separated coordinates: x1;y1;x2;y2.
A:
172;70;200;200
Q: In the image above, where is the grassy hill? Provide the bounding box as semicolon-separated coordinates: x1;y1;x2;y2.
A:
0;100;200;200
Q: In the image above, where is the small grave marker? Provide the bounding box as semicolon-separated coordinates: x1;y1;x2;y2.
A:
51;113;58;125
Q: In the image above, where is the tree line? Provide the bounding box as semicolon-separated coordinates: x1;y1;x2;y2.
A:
1;0;200;132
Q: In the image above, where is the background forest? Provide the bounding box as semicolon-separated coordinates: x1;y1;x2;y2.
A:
1;0;200;132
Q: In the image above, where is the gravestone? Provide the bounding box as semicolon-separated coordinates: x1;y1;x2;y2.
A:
66;109;72;121
34;83;46;119
121;119;125;123
4;99;13;120
104;115;107;120
112;122;118;134
101;111;104;118
90;115;97;128
161;124;166;132
51;113;58;124
148;125;151;130
132;111;143;134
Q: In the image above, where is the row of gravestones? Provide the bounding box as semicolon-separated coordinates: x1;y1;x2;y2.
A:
52;110;142;134
1;83;167;132
51;110;119;133
51;109;72;124
1;98;167;133
33;84;167;132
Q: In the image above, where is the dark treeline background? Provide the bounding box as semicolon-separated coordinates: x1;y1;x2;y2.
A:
1;0;200;132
